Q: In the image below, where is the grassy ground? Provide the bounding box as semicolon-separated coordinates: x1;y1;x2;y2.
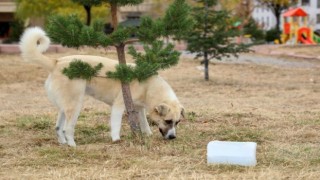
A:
1;48;320;179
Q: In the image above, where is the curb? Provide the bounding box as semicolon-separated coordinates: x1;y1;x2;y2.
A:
0;44;66;54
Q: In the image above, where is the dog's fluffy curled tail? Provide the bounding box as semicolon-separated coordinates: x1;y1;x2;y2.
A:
19;27;56;71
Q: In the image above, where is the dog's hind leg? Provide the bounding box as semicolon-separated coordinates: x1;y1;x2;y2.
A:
55;111;66;144
63;100;83;147
137;107;152;136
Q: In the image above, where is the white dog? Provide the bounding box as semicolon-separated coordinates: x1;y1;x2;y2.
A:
19;27;184;147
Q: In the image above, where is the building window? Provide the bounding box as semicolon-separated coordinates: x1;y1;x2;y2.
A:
301;0;310;6
317;14;320;24
318;0;320;8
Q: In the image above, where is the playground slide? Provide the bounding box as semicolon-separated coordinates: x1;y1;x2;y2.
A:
300;37;315;44
299;34;316;45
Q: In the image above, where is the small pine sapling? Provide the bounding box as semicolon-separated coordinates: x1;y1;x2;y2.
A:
184;0;249;80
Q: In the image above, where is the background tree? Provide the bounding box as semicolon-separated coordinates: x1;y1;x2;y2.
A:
257;0;298;31
219;0;241;11
184;0;248;81
15;0;109;25
46;0;192;136
71;0;104;25
236;0;254;26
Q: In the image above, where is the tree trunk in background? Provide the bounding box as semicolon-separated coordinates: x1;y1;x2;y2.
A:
110;3;141;135
204;51;209;81
274;5;281;31
111;3;118;29
204;1;209;81
84;5;91;26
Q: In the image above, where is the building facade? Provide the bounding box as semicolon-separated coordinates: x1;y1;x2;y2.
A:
0;0;16;39
299;0;320;30
251;0;277;30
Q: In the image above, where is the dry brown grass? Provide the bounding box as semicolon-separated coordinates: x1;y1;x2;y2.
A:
1;47;320;179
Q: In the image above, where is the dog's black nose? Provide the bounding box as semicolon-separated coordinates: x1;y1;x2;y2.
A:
168;135;176;139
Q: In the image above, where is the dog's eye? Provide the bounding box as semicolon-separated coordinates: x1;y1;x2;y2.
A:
165;120;173;125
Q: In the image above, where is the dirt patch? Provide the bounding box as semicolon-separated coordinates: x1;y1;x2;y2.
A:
1;49;320;179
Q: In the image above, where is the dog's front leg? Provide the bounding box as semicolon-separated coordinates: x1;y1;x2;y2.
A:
137;107;152;136
110;105;125;141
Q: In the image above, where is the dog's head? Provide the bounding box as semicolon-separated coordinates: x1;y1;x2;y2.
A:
149;101;185;140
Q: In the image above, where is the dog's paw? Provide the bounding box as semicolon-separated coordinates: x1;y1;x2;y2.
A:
112;139;122;144
142;131;153;136
67;141;77;147
58;137;67;145
112;137;121;142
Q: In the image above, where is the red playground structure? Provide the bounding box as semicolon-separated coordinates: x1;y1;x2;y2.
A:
281;7;316;45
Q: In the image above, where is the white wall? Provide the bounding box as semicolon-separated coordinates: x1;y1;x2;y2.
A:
298;0;320;30
252;0;277;30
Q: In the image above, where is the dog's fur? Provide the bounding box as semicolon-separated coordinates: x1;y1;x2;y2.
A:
19;27;184;146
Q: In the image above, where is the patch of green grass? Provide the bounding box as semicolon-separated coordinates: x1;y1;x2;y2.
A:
264;144;320;167
78;111;110;122
206;164;249;173
213;127;266;144
186;111;197;122
76;124;109;145
0;125;9;135
16;115;53;130
293;118;320;126
310;158;320;165
19;146;111;167
222;112;252;119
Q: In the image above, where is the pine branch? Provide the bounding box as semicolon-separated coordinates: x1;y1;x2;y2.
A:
106;64;136;83
162;0;193;39
62;59;103;81
47;15;112;48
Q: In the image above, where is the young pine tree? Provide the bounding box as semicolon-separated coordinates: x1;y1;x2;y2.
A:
46;0;192;137
185;0;248;80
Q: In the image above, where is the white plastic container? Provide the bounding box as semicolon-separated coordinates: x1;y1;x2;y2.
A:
207;141;257;166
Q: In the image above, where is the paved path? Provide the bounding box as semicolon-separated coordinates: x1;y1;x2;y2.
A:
181;51;319;69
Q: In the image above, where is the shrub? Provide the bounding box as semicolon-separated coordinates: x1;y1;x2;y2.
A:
243;18;265;42
265;28;281;42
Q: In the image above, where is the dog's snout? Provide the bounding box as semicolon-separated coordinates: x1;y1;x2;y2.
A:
168;134;176;139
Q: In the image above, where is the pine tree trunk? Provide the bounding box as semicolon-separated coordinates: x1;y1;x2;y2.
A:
204;51;209;81
110;3;141;135
84;5;91;26
116;44;141;134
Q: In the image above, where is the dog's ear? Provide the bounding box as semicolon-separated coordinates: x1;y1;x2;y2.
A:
155;103;170;117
